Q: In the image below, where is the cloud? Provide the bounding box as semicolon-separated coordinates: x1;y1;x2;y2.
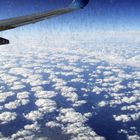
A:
4;100;21;110
57;108;88;124
35;91;57;99
56;108;105;140
121;104;140;112
10;82;26;90
0;112;17;124
24;111;43;122
70;78;86;83
61;91;79;103
11;129;34;140
0;32;139;139
98;101;108;107
113;114;131;123
0;92;15;103
0;74;18;84
35;99;57;113
31;86;44;92
24;122;40;131
46;121;62;128
73;100;87;107
9;68;33;78
92;86;103;95
127;135;140;140
17;92;30;100
121;96;138;104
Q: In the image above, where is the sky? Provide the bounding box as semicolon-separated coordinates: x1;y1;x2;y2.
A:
0;0;140;34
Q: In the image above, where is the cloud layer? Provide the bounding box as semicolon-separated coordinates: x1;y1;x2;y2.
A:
0;32;139;139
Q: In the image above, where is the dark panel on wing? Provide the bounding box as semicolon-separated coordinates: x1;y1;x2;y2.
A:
0;37;9;45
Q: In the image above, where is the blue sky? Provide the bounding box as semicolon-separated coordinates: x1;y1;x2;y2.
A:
0;0;140;33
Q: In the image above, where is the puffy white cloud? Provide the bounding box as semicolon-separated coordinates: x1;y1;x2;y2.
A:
0;31;139;140
0;74;18;84
5;98;30;110
57;108;88;124
31;86;44;92
17;92;30;100
24;111;43;122
121;96;138;104
9;68;33;78
92;86;102;95
98;101;108;107
61;92;78;103
4;100;21;110
10;82;26;90
128;81;140;89
121;104;140;112
20;99;30;106
24;122;40;131
73;100;87;107
35;91;57;99
46;121;62;128
130;112;140;121
35;99;57;113
112;84;126;92
127;135;140;140
103;71;113;76
118;129;128;134
0;112;17;124
11;129;34;140
70;78;86;83
57;108;105;140
0;92;15;103
30;80;49;87
113;114;131;123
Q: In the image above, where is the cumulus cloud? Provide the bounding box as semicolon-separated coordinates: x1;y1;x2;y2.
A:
24;122;40;131
92;86;102;95
10;82;26;90
31;86;44;92
56;108;105;140
57;108;88;124
61;91;79;103
4;100;21;110
24;111;43;122
46;121;62;128
35;99;57;113
73;100;87;107
0;112;17;124
9;68;33;78
0;32;139;140
0;74;19;84
98;101;108;107
17;92;30;99
4;99;30;110
11;129;34;140
121;96;138;104
113;114;131;123
0;92;15;103
127;135;140;140
35;91;57;99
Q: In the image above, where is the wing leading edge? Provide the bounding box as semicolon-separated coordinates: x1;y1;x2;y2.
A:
0;0;89;45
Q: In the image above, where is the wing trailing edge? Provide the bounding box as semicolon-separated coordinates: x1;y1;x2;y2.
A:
0;0;89;45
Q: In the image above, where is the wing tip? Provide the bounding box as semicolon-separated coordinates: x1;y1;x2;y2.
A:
69;0;90;9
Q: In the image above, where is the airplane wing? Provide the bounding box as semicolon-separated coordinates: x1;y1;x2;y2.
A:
0;0;89;45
